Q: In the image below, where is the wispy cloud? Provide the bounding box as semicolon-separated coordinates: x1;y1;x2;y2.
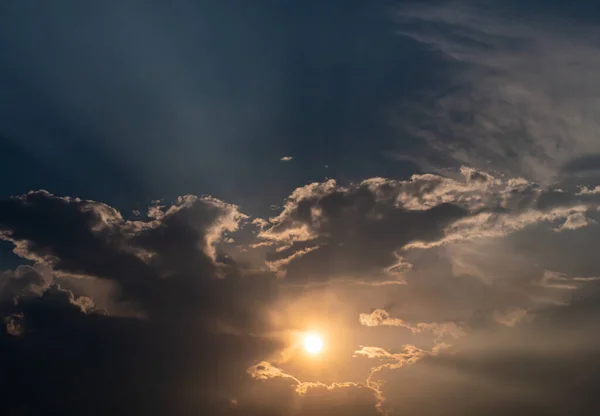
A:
394;2;600;183
359;309;466;340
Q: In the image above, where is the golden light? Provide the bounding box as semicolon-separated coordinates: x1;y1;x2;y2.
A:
304;333;324;354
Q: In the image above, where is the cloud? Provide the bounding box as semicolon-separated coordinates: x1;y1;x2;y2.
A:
256;168;599;281
353;343;448;412
1;183;600;414
246;360;381;415
0;190;290;414
247;361;301;384
359;309;466;340
3;314;24;336
0;191;269;326
393;2;600;184
537;270;600;293
0;264;52;303
257;176;467;282
0;190;394;415
577;185;600;195
280;156;293;162
552;212;595;232
493;308;531;327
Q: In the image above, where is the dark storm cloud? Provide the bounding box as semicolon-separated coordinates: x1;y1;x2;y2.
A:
0;190;274;325
0;190;384;415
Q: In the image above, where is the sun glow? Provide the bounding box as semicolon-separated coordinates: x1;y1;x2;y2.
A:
304;333;324;354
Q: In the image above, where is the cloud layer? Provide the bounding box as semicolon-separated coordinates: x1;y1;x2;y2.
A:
2;161;600;414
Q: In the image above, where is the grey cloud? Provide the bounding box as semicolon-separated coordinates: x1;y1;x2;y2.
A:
371;288;600;415
493;308;531;328
0;191;268;324
258;177;467;282
552;212;595;232
257;170;598;281
562;153;600;174
2;178;600;415
394;2;600;184
0;191;286;415
0;264;52;303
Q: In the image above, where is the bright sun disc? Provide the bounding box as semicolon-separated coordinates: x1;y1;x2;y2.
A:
304;334;323;354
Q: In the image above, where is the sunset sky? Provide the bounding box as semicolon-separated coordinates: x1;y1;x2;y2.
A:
2;1;600;415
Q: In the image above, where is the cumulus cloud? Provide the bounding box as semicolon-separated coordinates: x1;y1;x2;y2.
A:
257;176;466;282
0;190;401;415
0;191;266;324
0;190;289;414
256;168;599;281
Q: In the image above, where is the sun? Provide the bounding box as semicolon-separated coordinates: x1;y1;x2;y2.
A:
304;333;324;354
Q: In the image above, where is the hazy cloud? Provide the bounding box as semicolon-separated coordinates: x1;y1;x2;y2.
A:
394;2;600;184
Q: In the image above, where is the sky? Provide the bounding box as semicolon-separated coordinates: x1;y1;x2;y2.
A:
2;1;600;415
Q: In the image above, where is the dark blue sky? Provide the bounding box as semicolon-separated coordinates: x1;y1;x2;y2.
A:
0;0;444;216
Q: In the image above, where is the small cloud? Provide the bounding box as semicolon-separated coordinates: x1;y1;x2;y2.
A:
4;314;24;337
359;309;466;340
494;308;531;327
280;156;293;162
553;212;595;232
576;185;600;195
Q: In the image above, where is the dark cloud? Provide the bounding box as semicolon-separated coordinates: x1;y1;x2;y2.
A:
0;191;275;327
259;178;467;282
561;153;600;174
257;169;599;282
0;264;50;304
1;180;600;414
0;190;386;415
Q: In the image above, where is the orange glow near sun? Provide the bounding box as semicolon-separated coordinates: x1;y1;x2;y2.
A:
304;333;324;354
